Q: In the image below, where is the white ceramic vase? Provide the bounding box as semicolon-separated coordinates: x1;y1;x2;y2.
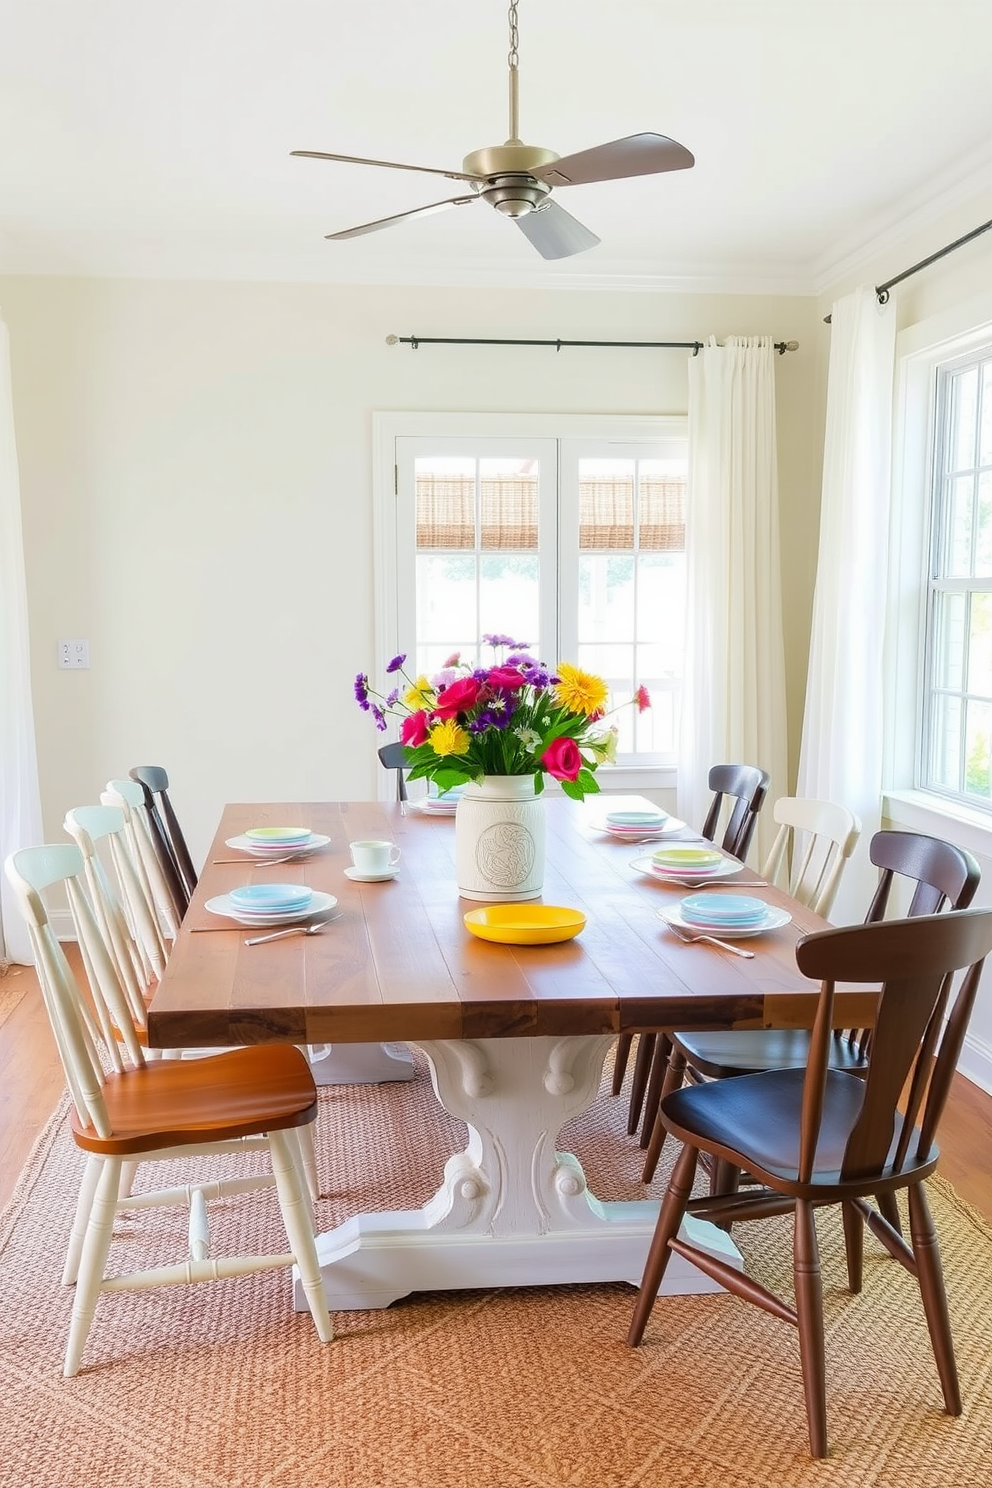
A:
454;775;546;902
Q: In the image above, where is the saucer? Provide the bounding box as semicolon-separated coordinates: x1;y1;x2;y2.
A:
344;866;399;883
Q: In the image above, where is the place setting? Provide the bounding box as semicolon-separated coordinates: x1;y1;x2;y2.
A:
214;824;332;864
589;806;690;843
202;881;338;931
407;786;464;817
629;843;749;887
658;891;791;951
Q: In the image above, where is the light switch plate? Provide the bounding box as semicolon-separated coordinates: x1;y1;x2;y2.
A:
57;639;90;669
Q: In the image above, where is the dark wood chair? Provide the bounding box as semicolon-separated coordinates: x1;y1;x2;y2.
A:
614;762;771;1115
378;741;409;803
129;764;198;915
639;830;982;1184
627;904;992;1458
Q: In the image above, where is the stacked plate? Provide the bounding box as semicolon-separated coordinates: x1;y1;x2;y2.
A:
645;845;738;882
225;826;331;858
414;788;464;816
600;808;671;841
205;884;337;927
659;893;792;940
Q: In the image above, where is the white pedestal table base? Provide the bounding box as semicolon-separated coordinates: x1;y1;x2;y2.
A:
294;1034;742;1311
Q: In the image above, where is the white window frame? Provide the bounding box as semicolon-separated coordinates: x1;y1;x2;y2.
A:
372;411;687;794
885;292;992;862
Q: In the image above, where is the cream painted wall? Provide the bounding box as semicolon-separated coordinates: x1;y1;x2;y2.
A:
2;276;820;868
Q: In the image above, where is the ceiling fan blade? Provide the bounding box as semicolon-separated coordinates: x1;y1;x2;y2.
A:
326;195;479;241
513;201;600;260
535;133;695;187
292;149;482;185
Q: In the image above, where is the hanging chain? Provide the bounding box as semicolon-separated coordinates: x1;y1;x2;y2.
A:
508;0;519;72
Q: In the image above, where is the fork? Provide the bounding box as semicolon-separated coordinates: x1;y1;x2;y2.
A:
664;919;755;959
243;914;341;946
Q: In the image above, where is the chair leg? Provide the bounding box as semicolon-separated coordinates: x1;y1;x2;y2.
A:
297;1123;321;1204
626;1033;657;1134
877;1190;902;1235
64;1157;123;1377
628;1141;699;1347
641;1045;687;1183
793;1199;828;1458
908;1182;961;1416
611;1033;634;1096
62;1154;102;1287
709;1158;742;1200
638;1035;672;1150
268;1127;333;1344
841;1200;864;1294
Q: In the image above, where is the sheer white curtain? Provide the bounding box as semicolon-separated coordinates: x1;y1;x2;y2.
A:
797;286;896;924
0;313;43;966
677;337;788;863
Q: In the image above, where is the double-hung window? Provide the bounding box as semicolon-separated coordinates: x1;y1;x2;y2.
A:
921;346;992;811
373;413;688;770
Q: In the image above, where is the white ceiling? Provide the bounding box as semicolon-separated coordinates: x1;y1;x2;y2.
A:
3;0;992;294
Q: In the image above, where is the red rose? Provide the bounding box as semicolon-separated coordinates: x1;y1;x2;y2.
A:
432;678;481;717
486;665;527;691
400;711;430;747
541;736;582;781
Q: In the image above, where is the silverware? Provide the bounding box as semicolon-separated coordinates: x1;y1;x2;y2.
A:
664;920;755;959
243;914;341;947
210;854;306;865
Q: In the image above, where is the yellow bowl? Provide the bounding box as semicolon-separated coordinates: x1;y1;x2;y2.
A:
463;904;586;946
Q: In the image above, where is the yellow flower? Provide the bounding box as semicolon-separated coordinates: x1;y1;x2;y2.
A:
429;718;471;757
553;662;609;717
404;675;435;709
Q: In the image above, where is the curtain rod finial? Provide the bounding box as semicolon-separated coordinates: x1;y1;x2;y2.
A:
385;334;399;345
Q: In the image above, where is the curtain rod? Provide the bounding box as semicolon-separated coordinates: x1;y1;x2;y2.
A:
385;334;800;356
824;214;992;323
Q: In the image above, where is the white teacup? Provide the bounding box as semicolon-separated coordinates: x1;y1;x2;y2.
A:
349;839;401;874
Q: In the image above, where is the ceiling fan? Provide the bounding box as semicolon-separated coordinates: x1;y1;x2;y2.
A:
291;0;695;261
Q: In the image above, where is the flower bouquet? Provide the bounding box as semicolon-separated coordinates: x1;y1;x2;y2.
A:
355;634;650;802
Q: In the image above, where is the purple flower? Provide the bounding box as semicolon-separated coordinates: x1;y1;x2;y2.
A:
386;688;400;707
370;705;387;731
482;632;528;649
386;654;406;674
354;673;370;709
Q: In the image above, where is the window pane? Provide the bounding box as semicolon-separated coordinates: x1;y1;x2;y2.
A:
416;555;478;645
950;366;978;471
964;699;992;803
416;457;476;550
929;693;962;790
636;554;685;669
967;592;992;694
638;460;686;552
932;592;967;690
479;555;540;650
577;555;635;642
579;460;634;549
977;471;992;578
479;459;539;550
947;476;974;575
980;360;992;468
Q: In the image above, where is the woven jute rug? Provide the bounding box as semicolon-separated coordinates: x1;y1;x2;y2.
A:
2;1049;991;1488
0;962;29;1030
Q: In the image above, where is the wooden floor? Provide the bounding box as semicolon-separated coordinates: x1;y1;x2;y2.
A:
1;960;990;1223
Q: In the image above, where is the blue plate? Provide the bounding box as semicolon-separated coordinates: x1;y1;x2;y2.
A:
680;893;768;927
606;809;667;826
229;883;314;912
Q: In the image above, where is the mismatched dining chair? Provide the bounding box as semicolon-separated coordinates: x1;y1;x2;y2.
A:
614;762;772;1116
378;741;409;803
4;844;333;1376
101;777;182;950
129;764;198;915
639;829;982;1185
627;905;992;1458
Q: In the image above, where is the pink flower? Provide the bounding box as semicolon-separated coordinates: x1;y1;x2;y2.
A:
442;651;461;668
400;711;430;747
541;736;582;781
486;665;528;691
432;677;482;718
635;685;651;713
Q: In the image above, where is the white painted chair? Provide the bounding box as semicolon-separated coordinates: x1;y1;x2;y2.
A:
103;777;183;946
62;802;322;1204
760;795;862;917
4;843;333;1376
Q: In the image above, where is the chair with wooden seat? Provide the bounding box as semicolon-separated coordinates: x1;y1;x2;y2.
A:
129;764;198;915
627;905;992;1458
639;829;982;1184
103;777;183;949
615;762;772;1118
4;843;333;1376
378;741;409;804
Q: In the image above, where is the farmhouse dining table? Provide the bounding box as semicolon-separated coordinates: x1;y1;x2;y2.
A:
147;796;874;1315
